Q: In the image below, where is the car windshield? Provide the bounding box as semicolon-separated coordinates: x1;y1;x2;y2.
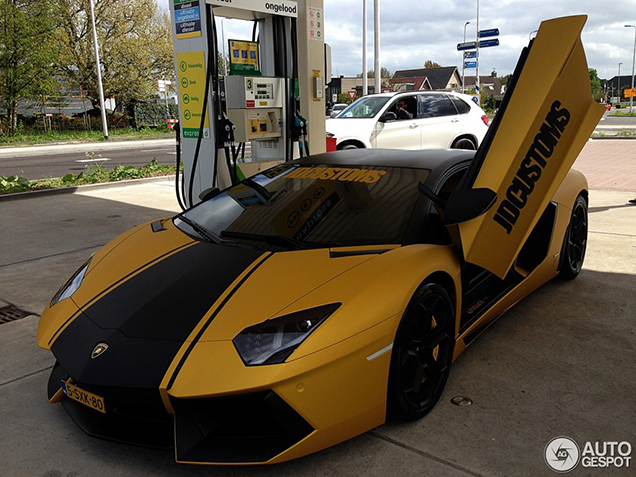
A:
337;96;391;118
177;163;430;251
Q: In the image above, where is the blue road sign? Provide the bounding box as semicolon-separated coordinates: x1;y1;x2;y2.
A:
479;28;500;38
464;51;477;59
479;38;500;48
457;41;477;51
464;61;477;69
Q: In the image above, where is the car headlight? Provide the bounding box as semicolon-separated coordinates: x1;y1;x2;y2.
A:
50;258;91;307
233;303;341;366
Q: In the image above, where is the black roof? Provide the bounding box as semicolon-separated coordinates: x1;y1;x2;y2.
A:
296;148;475;172
393;67;459;90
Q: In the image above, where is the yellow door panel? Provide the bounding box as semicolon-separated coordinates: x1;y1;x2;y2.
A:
452;16;604;279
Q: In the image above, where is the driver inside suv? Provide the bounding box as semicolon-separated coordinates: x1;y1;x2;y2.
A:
394;97;416;120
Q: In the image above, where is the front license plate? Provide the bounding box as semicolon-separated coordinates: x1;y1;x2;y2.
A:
61;379;106;414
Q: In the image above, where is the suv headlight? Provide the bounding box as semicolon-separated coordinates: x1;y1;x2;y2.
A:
50;258;91;307
233;303;341;366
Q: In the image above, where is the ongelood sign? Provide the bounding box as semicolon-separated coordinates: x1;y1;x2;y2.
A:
206;0;298;18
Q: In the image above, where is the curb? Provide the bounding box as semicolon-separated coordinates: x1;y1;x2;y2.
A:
0;175;176;202
590;135;636;140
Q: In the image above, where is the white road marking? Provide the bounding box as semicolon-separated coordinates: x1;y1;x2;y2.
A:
75;158;111;163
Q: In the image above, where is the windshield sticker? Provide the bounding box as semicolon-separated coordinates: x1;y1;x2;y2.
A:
293;192;341;241
493;100;570;234
286;166;386;184
262;163;294;179
274;183;340;238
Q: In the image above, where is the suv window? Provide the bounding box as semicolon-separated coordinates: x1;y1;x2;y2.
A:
337;96;391;118
449;96;471;114
391;96;417;119
418;95;458;118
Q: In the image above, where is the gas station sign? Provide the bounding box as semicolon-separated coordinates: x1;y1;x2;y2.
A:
228;40;260;75
207;0;298;18
176;50;210;138
174;0;202;39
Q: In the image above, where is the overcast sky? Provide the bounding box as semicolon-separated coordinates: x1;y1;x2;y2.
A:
160;0;636;81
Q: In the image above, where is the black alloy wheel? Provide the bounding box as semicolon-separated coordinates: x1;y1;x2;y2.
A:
451;137;477;150
388;283;455;421
340;143;359;150
559;195;588;280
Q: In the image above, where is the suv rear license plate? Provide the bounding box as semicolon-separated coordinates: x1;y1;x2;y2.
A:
61;379;106;414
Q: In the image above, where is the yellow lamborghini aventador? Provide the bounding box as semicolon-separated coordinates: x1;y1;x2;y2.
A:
37;16;604;464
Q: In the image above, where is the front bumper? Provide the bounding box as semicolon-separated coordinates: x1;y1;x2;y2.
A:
48;312;400;464
49;363;313;463
49;362;173;449
172;392;313;464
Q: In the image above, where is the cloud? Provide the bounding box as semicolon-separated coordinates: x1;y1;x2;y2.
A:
324;0;636;80
159;0;636;80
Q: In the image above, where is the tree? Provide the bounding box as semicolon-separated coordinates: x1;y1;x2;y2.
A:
337;92;352;104
499;74;512;86
56;0;174;112
480;90;496;112
357;67;392;78
0;0;60;135
424;60;442;68
589;68;603;102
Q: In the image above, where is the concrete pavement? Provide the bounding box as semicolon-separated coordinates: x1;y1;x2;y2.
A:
1;139;635;476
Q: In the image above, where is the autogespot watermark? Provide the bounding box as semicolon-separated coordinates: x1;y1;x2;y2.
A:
545;436;632;473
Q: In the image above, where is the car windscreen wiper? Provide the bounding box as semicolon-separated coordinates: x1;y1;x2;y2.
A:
220;230;312;250
176;215;220;243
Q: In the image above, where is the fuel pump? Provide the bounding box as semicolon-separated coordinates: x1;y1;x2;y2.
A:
169;0;326;209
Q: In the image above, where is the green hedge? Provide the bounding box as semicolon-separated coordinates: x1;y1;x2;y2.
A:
132;102;178;128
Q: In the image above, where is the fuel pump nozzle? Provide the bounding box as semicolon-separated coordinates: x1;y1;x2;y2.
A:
296;112;310;156
294;115;305;157
220;114;239;185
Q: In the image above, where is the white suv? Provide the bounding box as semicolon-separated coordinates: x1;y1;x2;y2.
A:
326;91;489;150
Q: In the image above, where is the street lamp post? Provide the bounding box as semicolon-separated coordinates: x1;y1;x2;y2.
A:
373;0;380;95
618;62;623;106
475;0;480;105
362;0;367;96
462;21;470;94
89;0;108;140
625;25;636;114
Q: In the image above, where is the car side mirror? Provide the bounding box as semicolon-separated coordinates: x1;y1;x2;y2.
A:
418;182;497;224
443;188;497;224
199;187;220;202
379;111;397;123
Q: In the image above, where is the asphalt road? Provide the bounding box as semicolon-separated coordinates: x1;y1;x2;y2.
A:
601;113;636;124
595;112;636;131
0;113;634;181
0;139;178;180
